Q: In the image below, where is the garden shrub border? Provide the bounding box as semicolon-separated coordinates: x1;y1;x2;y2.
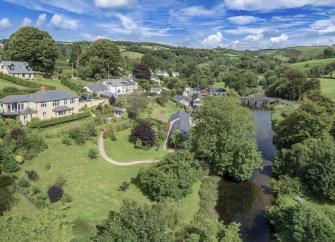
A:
0;73;55;89
28;112;91;128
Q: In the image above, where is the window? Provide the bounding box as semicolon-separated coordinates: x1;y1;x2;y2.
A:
70;98;75;104
43;112;46;116
64;100;68;105
41;102;47;108
53;100;60;107
59;111;67;116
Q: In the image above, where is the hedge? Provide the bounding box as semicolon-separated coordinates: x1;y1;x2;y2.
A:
28;112;91;128
0;88;38;98
0;73;55;90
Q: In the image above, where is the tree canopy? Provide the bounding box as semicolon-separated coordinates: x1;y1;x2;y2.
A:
79;39;121;79
94;200;176;242
190;96;262;180
4;27;58;72
136;151;200;201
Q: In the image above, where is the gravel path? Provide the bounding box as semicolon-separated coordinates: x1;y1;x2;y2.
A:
98;132;158;166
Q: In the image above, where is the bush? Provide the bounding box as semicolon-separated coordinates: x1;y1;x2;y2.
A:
48;186;64;203
17;176;30;188
35;193;47;207
119;181;130;192
60;79;83;92
2;159;19;173
130;120;156;147
25;170;39;182
62;136;72;145
28;112;91;128
88;148;98;159
68;127;86;145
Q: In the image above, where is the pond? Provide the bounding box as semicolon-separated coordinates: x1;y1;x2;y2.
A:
217;110;276;242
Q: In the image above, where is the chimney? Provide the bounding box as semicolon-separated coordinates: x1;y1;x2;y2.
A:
40;86;46;93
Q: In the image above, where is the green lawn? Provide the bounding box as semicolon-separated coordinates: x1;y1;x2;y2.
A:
0;79;29;90
29;78;74;92
121;50;143;60
211;82;226;89
149;101;183;122
320;78;335;101
291;58;335;72
104;129;168;162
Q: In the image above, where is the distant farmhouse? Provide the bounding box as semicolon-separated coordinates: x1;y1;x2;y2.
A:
84;77;138;96
0;89;79;125
0;61;34;79
155;70;169;78
168;111;190;141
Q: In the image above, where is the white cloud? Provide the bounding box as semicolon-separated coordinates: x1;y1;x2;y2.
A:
228;16;262;25
95;0;135;8
50;14;80;30
22;17;32;27
0;18;12;29
311;18;335;34
245;33;263;41
171;6;217;21
36;14;47;28
224;0;335;11
98;14;170;37
270;33;289;43
201;32;223;48
223;27;266;35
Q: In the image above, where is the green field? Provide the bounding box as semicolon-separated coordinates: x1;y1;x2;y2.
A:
6;123;200;226
291;58;335;71
320;78;335;101
121;50;143;60
104;129;168;162
0;79;29;90
149;101;182;122
29;78;75;92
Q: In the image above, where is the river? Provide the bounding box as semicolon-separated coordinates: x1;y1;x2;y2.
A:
216;110;276;242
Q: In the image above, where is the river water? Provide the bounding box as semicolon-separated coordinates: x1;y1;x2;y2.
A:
217;110;276;242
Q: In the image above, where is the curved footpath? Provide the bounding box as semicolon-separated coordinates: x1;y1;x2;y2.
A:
98;132;158;166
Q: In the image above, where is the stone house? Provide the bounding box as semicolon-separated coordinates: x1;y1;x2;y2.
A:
0;61;34;79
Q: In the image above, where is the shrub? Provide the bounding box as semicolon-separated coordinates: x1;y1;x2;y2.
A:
84;122;97;137
119;181;130;192
28;112;90;128
17;176;30;188
62;136;72;145
0;72;54;89
68;127;86;145
88;148;98;159
35;193;48;207
130;120;156;147
128;111;137;119
25;170;39;182
48;186;64;203
2;159;19;173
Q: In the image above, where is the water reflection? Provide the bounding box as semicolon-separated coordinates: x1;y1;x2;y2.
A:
217;110;276;242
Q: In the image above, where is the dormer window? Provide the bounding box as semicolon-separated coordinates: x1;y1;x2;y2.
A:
26;65;31;71
9;64;15;70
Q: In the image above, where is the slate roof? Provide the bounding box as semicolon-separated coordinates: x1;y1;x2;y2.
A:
114;107;126;112
53;106;73;112
85;83;107;92
98;91;118;98
169;111;190;135
173;95;191;104
103;78;135;87
1;61;34;74
0;90;78;104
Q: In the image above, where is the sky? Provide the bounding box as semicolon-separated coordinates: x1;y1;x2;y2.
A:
1;0;335;50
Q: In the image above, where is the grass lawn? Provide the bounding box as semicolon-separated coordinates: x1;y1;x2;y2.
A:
149;101;183;122
14;138;152;223
29;78;75;92
211;82;226;89
104;129;168;162
121;50;143;60
291;58;335;72
320;78;335;101
0;79;29;90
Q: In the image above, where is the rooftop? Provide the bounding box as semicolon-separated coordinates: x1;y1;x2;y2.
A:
0;90;78;104
1;61;34;74
169;111;190;134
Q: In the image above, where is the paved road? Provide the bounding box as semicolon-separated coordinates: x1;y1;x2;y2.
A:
98;132;158;166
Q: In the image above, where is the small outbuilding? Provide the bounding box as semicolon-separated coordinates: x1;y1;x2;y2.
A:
113;107;127;118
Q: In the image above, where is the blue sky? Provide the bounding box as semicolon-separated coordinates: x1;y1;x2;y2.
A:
1;0;335;50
